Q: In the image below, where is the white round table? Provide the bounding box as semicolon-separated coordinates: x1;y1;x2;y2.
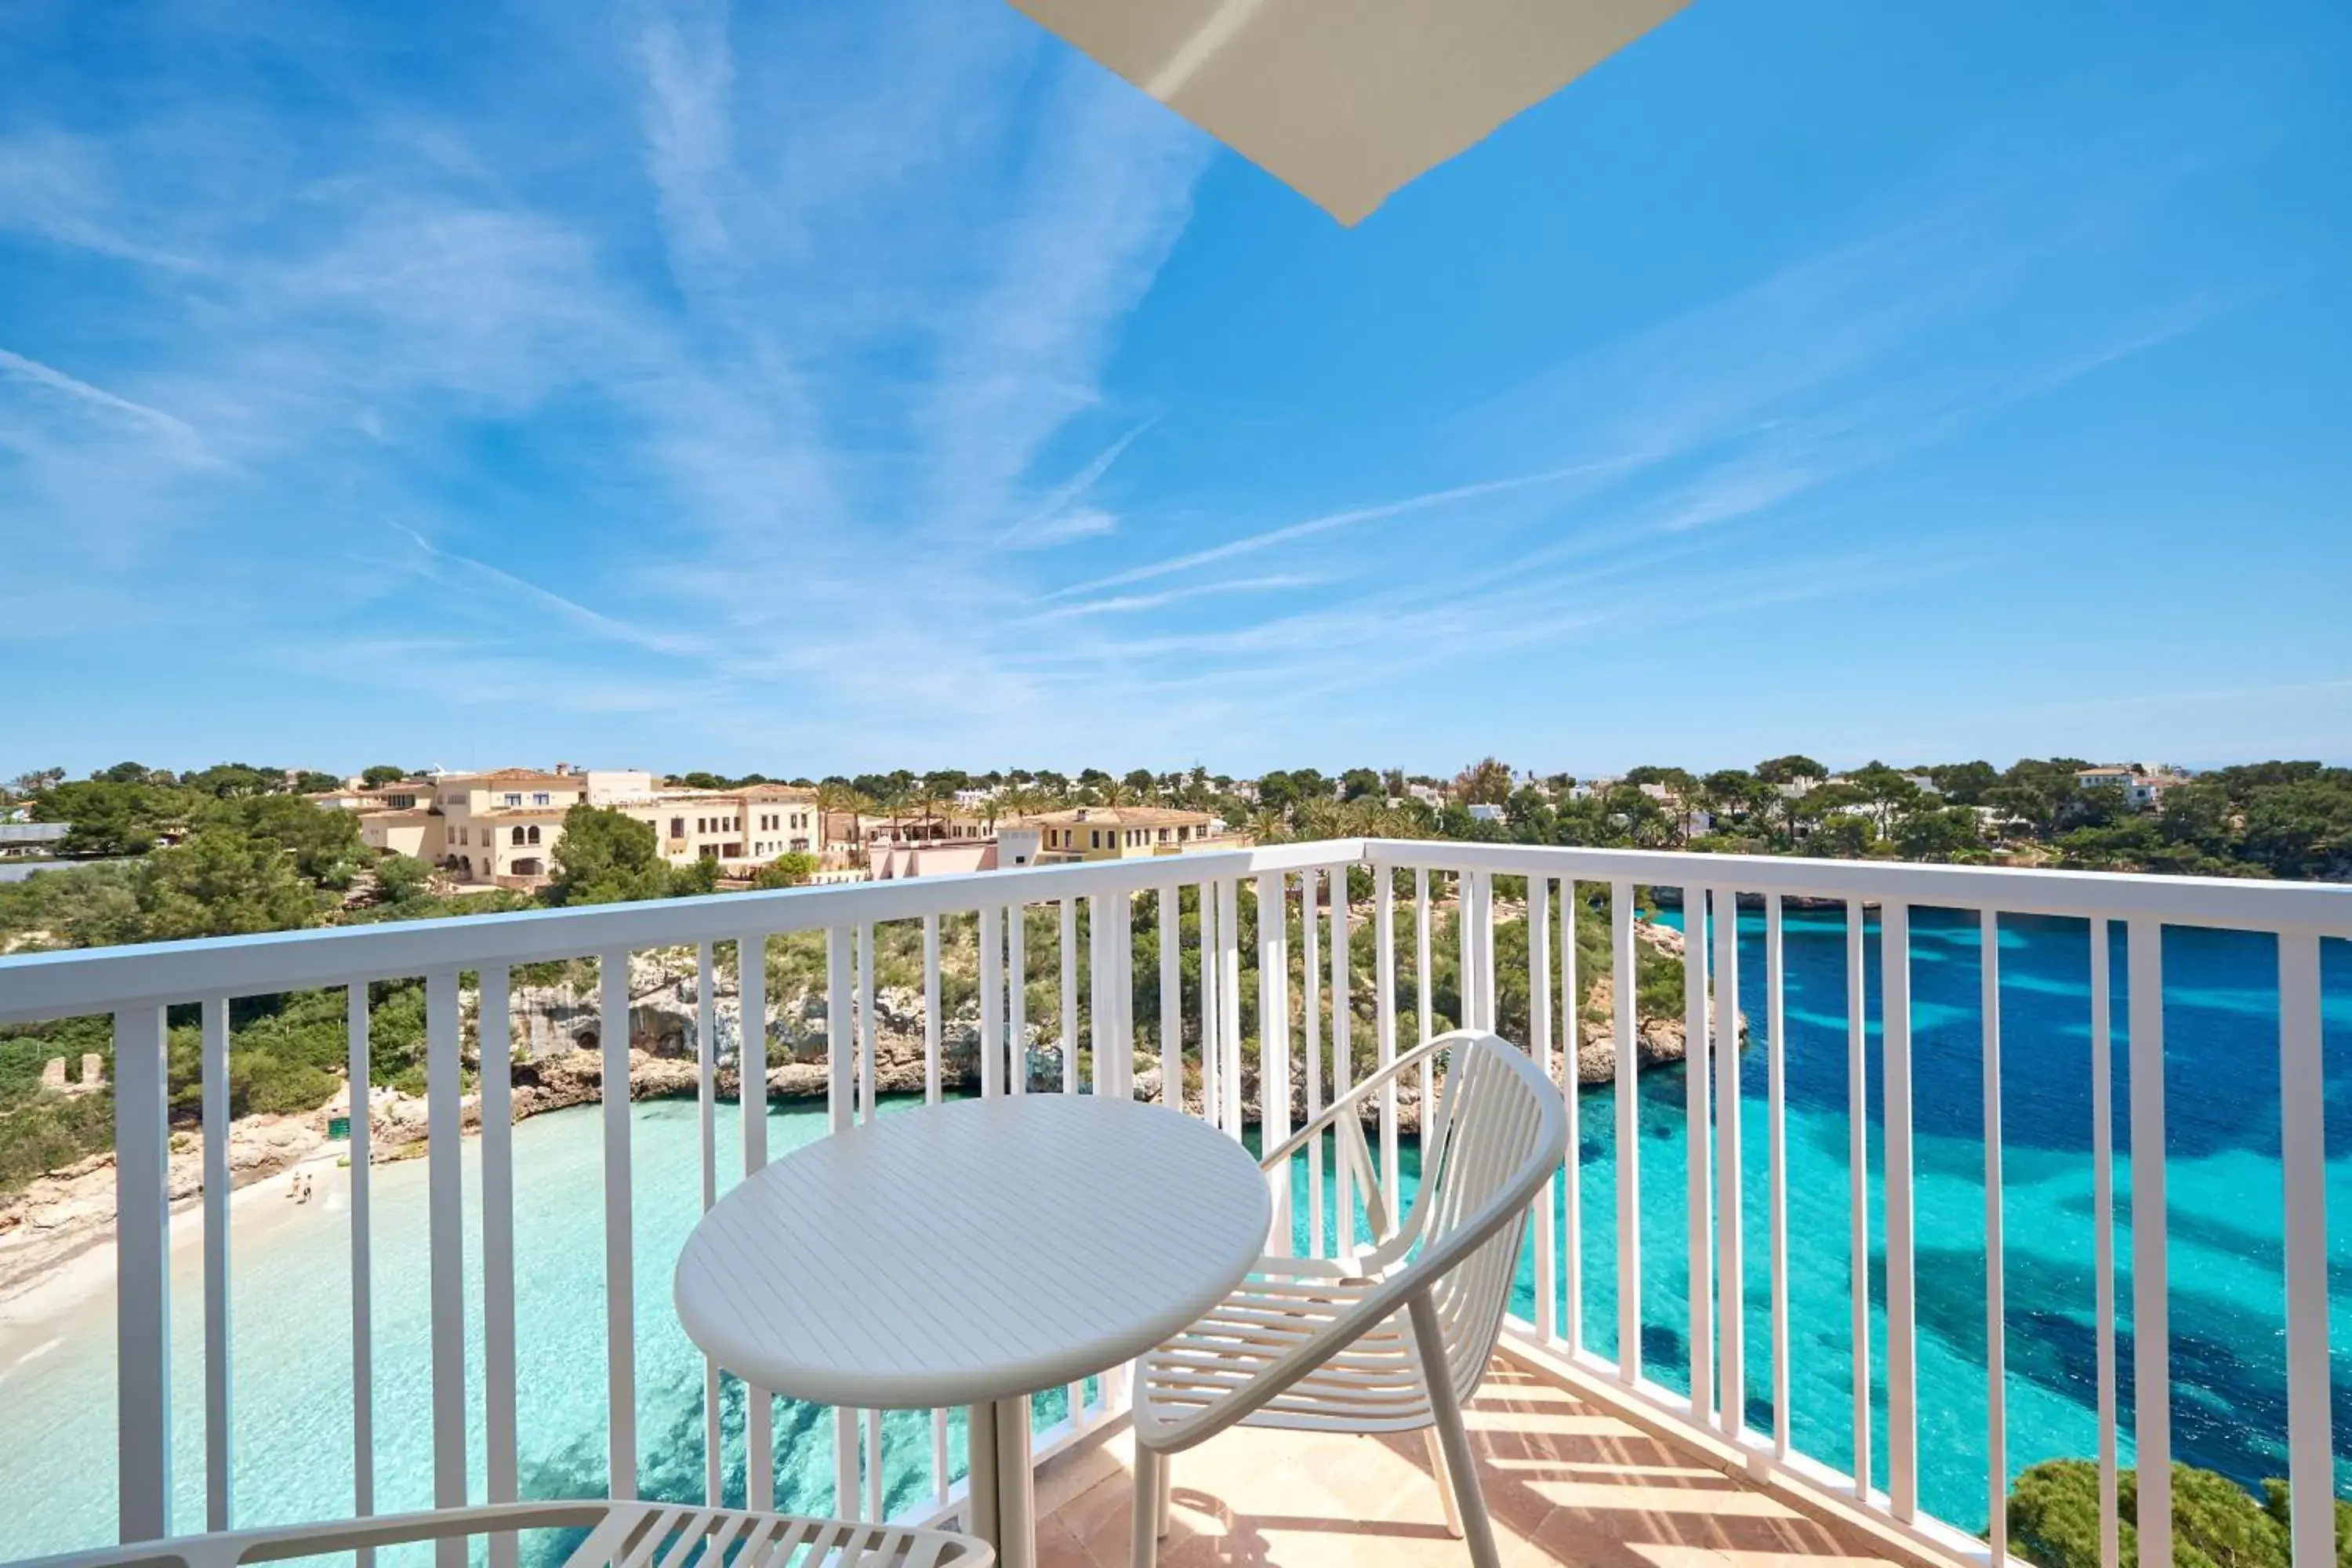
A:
673;1094;1271;1568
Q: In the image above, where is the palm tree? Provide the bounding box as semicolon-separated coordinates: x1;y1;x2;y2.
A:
814;782;872;863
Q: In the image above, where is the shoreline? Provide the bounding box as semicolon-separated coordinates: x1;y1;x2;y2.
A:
0;1140;352;1381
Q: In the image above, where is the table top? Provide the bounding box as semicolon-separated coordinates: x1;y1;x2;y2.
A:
673;1094;1272;1410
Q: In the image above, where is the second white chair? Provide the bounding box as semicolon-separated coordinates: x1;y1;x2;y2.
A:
1128;1028;1568;1568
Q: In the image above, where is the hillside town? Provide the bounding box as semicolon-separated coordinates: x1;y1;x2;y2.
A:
0;753;2328;904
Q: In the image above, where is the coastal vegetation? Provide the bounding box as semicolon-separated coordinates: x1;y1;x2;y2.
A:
2005;1459;2352;1568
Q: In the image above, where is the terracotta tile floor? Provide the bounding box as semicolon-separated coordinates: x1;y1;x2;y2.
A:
1033;1357;1916;1568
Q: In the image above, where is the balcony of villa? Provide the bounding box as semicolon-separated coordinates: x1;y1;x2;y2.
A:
0;838;2346;1568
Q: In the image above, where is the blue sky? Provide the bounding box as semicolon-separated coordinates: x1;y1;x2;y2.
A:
2;0;2348;780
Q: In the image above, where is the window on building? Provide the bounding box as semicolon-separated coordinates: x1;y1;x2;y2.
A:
670;817;684;837
533;792;550;806
504;793;522;807
1090;829;1101;849
528;826;541;845
511;826;526;845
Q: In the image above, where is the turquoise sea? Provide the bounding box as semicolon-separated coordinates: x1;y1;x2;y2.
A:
2;906;2347;1557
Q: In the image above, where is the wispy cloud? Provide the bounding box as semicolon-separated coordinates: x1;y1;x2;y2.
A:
1022;572;1323;622
0;347;201;445
996;420;1151;547
1051;463;1610;598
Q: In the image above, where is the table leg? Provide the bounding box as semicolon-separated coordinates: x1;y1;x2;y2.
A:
964;1399;1036;1568
966;1403;1000;1548
994;1396;1036;1568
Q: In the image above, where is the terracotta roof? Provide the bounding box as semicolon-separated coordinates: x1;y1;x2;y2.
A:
1010;805;1213;828
451;768;580;786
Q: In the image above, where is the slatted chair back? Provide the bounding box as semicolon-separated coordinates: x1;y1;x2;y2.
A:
1403;1031;1561;1400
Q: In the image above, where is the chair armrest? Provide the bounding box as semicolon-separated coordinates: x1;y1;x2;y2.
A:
1254;1029;1475;1173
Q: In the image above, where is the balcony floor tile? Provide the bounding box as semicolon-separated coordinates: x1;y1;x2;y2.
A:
1037;1359;1921;1568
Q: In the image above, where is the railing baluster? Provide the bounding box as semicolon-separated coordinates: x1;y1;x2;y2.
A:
1883;900;1918;1523
1712;886;1743;1439
923;915;949;1511
1060;898;1080;1105
694;945;720;1509
1304;869;1324;1254
426;968;470;1566
1417;869;1434;1140
1684;887;1714;1425
1449;869;1468;1029
481;963;519;1562
1204;884;1223;1128
1983;910;2007;1559
1159;886;1180;1109
1481;870;1498;1029
924;916;943;1106
855;921;881;1516
1330;867;1352;1254
1846;898;1870;1502
592;954;633;1503
2278;930;2332;1568
858;920;877;1122
2090;918;2119;1568
1766;898;1789;1462
739;935;773;1513
741;935;769;1171
1259;871;1290;1251
1613;882;1640;1386
2127;916;2170;1568
979;906;1004;1101
1376;863;1399;1203
347;985;376;1542
1113;889;1134;1104
114;1003;170;1544
695;946;717;1215
1088;895;1108;1099
826;924;858;1518
1530;877;1557;1343
1562;877;1582;1355
201;994;232;1532
1008;900;1028;1094
1220;877;1243;1138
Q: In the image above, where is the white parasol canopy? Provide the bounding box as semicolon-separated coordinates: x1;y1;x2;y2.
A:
1006;0;1693;225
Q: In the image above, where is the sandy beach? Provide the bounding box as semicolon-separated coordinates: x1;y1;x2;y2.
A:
0;1142;355;1382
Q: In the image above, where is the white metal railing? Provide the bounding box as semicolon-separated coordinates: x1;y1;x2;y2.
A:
2;838;2348;1568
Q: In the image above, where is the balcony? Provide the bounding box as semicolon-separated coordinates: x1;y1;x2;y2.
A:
1;840;2347;1568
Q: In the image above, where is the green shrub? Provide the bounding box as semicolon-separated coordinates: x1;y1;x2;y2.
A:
2008;1460;2350;1568
0;1092;115;1194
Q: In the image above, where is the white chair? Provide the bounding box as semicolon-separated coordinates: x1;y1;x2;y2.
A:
6;1501;991;1568
1129;1029;1567;1568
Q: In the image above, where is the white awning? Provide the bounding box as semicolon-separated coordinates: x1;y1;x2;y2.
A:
1006;0;1693;225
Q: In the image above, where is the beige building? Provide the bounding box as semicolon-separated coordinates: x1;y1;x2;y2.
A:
1010;805;1227;864
339;765;820;888
605;782;821;868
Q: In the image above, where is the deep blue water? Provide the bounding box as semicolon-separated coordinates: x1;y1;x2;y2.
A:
1;908;2345;1555
1571;904;2352;1525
